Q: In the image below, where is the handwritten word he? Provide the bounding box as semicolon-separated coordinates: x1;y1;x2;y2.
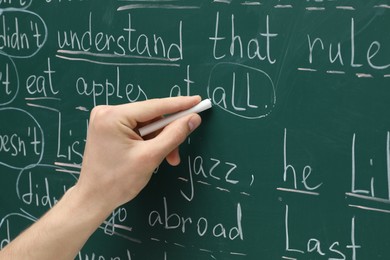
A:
281;129;322;194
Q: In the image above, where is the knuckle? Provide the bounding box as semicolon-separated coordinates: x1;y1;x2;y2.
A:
90;105;116;130
91;105;109;119
137;145;165;167
172;123;190;141
138;149;160;165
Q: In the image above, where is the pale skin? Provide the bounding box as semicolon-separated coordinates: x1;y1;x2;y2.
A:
0;96;202;260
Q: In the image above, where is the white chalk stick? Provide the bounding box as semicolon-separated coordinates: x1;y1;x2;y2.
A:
138;99;212;137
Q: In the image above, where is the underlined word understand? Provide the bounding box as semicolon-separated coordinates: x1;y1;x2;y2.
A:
56;13;183;63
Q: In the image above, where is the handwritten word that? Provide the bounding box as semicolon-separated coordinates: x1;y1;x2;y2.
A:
210;12;278;64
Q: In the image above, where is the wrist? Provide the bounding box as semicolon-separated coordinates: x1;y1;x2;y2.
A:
67;184;114;224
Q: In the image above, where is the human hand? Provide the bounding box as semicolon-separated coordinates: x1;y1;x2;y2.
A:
74;96;202;214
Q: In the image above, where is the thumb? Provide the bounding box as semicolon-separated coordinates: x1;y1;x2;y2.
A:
148;114;202;160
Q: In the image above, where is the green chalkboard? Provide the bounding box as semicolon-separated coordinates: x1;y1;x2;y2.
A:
1;0;390;259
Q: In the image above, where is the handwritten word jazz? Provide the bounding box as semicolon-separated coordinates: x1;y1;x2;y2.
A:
180;154;240;202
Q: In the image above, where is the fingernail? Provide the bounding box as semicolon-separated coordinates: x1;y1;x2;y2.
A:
188;115;201;132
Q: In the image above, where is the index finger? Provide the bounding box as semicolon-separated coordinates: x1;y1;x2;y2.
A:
117;96;202;129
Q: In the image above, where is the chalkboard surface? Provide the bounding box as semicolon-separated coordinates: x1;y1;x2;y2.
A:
1;0;390;259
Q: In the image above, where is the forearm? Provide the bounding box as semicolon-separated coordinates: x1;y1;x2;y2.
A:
0;185;111;260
